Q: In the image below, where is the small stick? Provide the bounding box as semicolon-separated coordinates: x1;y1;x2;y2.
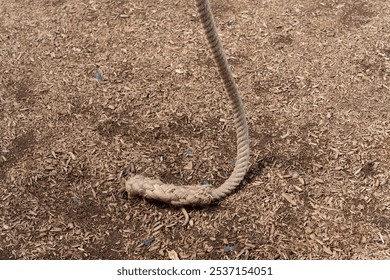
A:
181;207;190;226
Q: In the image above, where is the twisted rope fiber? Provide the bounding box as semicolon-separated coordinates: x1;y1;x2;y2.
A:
122;0;250;206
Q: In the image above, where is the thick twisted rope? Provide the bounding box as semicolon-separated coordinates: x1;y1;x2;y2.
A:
121;0;250;206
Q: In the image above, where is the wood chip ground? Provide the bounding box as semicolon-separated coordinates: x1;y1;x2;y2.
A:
0;0;389;259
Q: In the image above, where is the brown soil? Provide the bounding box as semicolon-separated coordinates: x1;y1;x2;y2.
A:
0;0;389;260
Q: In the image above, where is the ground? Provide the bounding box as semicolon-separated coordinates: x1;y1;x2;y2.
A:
0;0;389;260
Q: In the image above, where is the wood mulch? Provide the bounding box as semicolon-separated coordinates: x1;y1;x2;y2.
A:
0;0;389;259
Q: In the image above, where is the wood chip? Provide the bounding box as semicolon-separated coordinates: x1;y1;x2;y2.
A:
167;250;180;260
281;193;297;206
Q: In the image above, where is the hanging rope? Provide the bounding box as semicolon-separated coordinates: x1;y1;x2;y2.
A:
121;0;250;206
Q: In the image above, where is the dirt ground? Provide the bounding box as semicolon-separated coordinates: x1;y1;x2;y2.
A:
1;0;389;260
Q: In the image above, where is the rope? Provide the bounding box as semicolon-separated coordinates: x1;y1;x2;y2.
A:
121;0;250;206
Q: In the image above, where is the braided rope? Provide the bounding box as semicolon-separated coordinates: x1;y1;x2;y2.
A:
121;0;250;206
